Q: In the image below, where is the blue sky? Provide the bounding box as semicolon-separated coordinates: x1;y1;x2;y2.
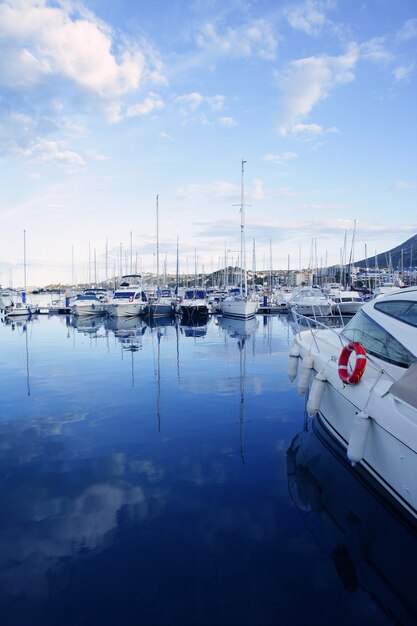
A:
0;0;416;286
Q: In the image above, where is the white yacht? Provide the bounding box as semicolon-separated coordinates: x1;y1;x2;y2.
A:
328;288;365;316
221;294;258;319
71;293;106;316
105;275;146;318
4;301;32;318
288;285;417;520
288;286;334;316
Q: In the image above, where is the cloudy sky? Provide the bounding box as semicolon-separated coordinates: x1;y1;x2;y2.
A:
1;0;416;286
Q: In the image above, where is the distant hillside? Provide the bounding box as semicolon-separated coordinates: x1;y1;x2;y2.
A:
354;234;417;269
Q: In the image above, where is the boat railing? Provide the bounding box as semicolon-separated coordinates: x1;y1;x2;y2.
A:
291;310;396;382
291;309;347;353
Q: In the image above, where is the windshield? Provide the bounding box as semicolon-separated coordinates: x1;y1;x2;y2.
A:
342;310;414;367
113;291;136;299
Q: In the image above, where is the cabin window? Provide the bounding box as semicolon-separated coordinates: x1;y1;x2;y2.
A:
374;300;417;328
342;310;414;367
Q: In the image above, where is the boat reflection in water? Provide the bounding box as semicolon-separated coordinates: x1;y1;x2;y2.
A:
179;317;208;338
218;315;258;463
105;316;147;350
71;315;105;337
218;315;258;341
287;415;417;626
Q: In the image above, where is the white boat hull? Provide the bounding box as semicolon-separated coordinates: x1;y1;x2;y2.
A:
105;302;145;317
5;304;31;317
72;304;105;316
293;328;417;519
332;302;364;315
220;297;258;319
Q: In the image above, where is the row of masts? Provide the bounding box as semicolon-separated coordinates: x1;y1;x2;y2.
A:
4;163;415;291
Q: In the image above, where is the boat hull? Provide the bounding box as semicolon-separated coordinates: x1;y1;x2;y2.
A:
72;305;105;316
146;302;174;318
220;297;258;319
293;329;417;520
105;302;145;317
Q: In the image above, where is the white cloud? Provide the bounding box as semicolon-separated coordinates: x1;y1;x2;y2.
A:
126;93;165;117
174;92;227;126
286;0;330;36
393;63;414;82
175;92;205;113
20;139;85;167
0;0;165;120
264;152;298;164
397;18;417;42
196;18;278;61
277;45;358;136
360;37;393;64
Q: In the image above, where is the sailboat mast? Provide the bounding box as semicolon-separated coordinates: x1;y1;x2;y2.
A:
156;194;160;286
240;159;247;297
23;229;27;298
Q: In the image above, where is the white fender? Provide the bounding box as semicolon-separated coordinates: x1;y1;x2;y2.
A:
307;372;327;417
347;411;370;466
297;354;314;395
288;343;301;382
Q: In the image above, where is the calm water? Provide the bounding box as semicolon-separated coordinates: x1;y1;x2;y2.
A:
0;308;416;626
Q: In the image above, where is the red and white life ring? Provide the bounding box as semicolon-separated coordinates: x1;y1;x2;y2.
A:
338;342;367;385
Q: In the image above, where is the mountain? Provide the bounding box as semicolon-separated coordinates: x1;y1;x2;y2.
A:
353;234;417;270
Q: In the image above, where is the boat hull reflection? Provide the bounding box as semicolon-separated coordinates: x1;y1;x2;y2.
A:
287;415;417;626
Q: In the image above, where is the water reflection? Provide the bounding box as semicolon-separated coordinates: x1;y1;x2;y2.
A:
218;315;258;341
287;415;417;625
105;316;147;351
218;316;258;464
179;317;208;338
0;451;148;606
71;315;105;337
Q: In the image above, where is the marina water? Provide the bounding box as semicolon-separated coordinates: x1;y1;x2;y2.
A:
0;308;416;625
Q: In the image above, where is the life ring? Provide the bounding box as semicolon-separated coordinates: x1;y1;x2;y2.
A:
338;342;367;385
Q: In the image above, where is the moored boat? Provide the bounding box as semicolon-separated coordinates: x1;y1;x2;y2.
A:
327;288;364;316
220;160;258;320
179;289;209;321
4;301;32;318
288;286;334;316
71;293;106;316
105;275;147;318
288;285;417;520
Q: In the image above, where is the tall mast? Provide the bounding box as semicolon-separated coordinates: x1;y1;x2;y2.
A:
23;229;27;296
156;195;160;287
240;159;247;297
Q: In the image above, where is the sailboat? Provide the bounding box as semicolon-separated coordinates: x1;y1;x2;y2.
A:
5;230;32;318
146;195;176;318
220;161;258;319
